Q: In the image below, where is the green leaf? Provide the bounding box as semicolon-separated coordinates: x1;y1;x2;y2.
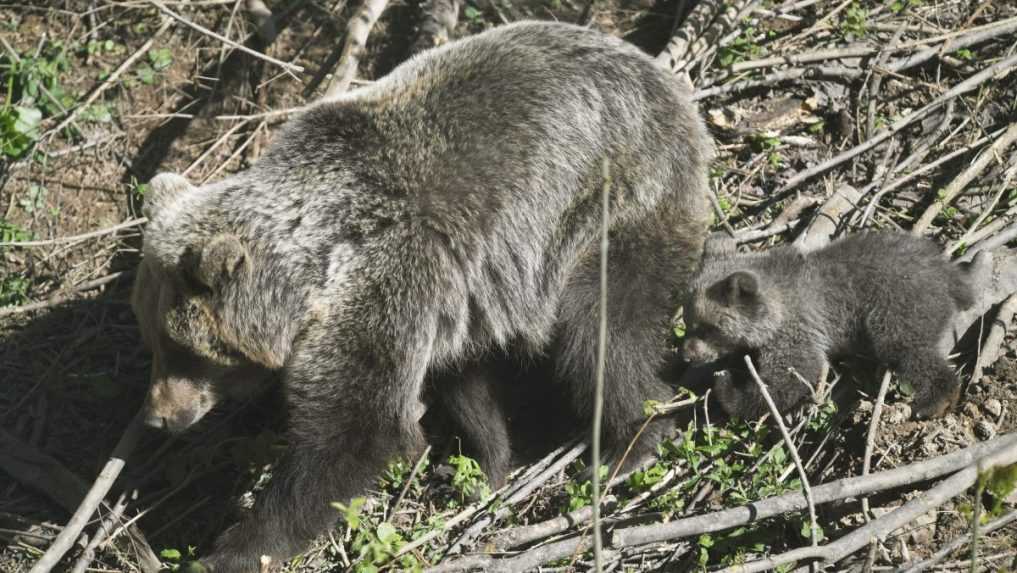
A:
160;548;183;561
149;48;173;71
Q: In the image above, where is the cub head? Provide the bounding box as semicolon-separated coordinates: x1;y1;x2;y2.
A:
681;269;782;364
132;173;275;433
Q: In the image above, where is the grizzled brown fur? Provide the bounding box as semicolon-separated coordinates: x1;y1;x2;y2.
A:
132;22;714;572
681;232;975;421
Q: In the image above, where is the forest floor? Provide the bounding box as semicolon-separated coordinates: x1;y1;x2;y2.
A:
1;0;1016;571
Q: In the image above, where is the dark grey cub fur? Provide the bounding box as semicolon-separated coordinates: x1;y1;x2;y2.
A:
681;232;975;420
133;21;714;572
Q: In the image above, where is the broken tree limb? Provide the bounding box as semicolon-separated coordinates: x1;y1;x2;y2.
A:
794;185;861;251
912;123;1017;234
610;432;1017;548
323;0;390;98
969;294;1017;384
950;248;1017;345
411;0;460;54
714;437;1017;573
29;413;145;573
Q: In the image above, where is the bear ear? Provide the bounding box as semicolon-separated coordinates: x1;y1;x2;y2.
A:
184;234;249;291
144;172;194;219
710;270;759;304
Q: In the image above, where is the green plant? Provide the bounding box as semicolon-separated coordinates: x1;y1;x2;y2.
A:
463;4;484;25
0;40;73;158
332;498;422;572
719;26;763;67
448;453;490;502
564;465;607;511
1;274;30;307
841;3;868;38
18;184;48;214
0;219;30;244
890;0;922;13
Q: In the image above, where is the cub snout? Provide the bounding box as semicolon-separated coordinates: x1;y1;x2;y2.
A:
681;337;718;364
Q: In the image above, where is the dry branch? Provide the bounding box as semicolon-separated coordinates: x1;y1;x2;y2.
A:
716;438;1017;572
794;185;860;251
969;294;1017;384
0;218;146;248
950;248;1017;344
0;430;159;572
744;356;820;561
912;123;1017;234
610;433;1017;547
150;1;301;75
29;413;145;573
775;51;1017;197
323;0;390;98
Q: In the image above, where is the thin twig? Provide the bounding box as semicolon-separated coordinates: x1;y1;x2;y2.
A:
743;355;820;567
861;370;893;572
590;159;611;572
150;1;302;76
912;123;1017;234
388;446;431;520
0;218;146;248
0;272;129;318
714;438;1017;573
900;508;1017;573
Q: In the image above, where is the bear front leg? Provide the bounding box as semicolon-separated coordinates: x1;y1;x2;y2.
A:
201;303;435;572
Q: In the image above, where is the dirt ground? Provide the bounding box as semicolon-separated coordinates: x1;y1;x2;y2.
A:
1;0;1016;571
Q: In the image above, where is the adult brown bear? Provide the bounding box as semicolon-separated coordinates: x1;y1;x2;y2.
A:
132;21;714;571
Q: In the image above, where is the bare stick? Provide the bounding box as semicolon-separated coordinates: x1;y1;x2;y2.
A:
861;370;893;568
589;159;611;572
610;432;1017;547
0;429;159;572
69;491;131;573
0;218;146;248
150;1;301;76
388;446;431;520
794;185;860;251
713;439;1017;573
774;51;1017;198
45;18;173;138
323;0;390;98
912;123;1017;234
743;356;820;563
29;412;145;573
494;496;617;551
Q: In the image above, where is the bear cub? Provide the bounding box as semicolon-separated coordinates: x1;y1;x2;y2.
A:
681;232;975;420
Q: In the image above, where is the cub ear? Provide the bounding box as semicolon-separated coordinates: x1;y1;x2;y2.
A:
144;172;194;219
184;234;250;291
710;270;759;304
